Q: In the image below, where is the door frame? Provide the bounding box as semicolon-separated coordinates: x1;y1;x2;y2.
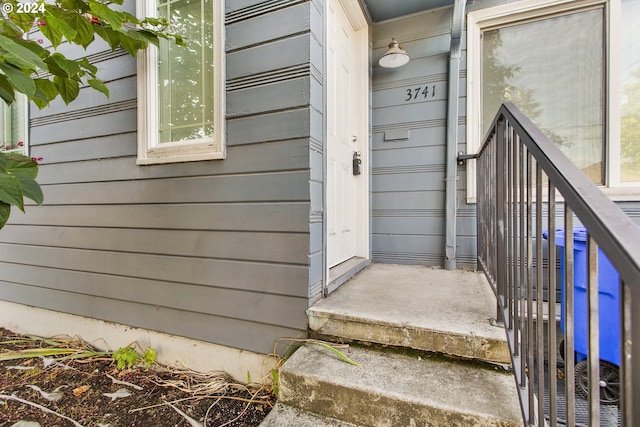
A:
323;0;370;296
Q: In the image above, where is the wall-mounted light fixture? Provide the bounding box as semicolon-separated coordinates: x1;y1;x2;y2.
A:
379;38;410;68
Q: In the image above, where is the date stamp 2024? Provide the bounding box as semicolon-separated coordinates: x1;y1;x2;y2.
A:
2;1;45;15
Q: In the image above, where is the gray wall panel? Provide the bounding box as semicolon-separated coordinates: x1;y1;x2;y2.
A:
227;77;310;118
36;171;310;205
373;191;445;210
372;172;445;192
30;108;137;146
9;203;310;231
0;281;304;354
1;0;320;356
227;108;310;145
37;139;310;184
371;8;452;267
0;263;308;329
0;244;309;297
226;2;310;51
34;133;136;164
0;226;309;265
227;34;311;80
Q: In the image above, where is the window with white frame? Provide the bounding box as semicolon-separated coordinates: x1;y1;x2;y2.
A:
136;0;224;165
0;95;28;156
466;0;640;201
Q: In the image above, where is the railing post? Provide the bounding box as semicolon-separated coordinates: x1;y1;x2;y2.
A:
495;117;507;324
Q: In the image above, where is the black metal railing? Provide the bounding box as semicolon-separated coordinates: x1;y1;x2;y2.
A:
475;102;640;426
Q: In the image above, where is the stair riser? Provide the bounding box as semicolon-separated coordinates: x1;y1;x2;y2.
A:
279;370;520;427
309;314;511;365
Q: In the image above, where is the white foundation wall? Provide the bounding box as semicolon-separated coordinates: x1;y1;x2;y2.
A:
0;301;277;383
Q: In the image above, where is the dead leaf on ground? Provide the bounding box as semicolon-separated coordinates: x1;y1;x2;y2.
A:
73;385;91;396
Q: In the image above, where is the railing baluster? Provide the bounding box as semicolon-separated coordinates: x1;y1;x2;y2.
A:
587;235;600;426
535;162;544;425
496;118;507;326
564;209;575;427
526;150;535;424
519;136;526;389
547;181;557;427
507;125;515;333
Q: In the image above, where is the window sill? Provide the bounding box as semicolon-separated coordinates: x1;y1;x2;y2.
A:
137;142;225;165
601;186;640;202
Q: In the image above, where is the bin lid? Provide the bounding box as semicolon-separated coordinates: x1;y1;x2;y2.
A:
542;226;587;243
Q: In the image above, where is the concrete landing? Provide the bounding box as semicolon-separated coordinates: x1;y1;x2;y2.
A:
308;264;510;364
276;343;522;427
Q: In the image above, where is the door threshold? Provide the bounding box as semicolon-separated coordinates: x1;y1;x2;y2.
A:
326;257;370;296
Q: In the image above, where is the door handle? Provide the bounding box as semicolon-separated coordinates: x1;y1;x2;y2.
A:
353;151;361;175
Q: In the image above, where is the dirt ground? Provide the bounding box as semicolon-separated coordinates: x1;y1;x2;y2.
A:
0;328;275;426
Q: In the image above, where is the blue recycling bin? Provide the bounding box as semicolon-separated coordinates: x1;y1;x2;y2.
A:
544;227;620;366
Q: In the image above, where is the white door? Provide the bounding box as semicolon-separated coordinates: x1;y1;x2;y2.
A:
327;0;359;268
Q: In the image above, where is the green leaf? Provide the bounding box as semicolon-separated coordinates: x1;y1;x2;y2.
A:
0;172;25;212
59;0;89;12
1;153;38;179
32;95;48;109
0;74;15;104
67;12;95;48
87;79;109;97
53;75;79;104
45;53;81;79
93;24;121;51
78;57;97;75
0;35;47;72
12;172;43;205
0;62;36;98
133;29;160;48
0;202;9;229
118;31;147;56
9;11;38;33
44;10;79;43
34;78;58;103
89;2;124;30
38;17;63;48
1;17;26;37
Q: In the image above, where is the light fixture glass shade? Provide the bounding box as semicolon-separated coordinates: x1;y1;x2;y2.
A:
379;38;410;68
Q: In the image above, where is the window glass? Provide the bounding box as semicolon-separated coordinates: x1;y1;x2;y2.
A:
0;95;28;155
482;9;604;183
157;0;214;144
620;0;640;182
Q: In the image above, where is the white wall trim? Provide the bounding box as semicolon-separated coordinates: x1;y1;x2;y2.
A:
136;0;226;165
0;301;276;382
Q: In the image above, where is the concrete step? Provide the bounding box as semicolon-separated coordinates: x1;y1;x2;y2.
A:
277;343;522;427
308;264;510;365
260;402;360;427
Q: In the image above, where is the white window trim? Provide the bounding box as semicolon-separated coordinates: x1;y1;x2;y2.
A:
466;0;636;203
136;0;225;165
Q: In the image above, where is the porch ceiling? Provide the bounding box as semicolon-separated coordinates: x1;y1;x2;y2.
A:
361;0;453;22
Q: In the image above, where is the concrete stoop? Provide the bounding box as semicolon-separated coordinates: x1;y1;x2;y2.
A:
308;265;510;365
260;264;523;426
264;344;522;427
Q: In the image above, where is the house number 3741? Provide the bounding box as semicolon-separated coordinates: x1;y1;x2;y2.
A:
405;85;436;102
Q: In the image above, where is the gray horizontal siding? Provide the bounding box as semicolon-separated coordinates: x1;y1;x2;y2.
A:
0;226;308;265
7;203;310;231
0;281;301;353
32;171;310;205
0;0;318;355
370;5;479;269
37;139;310;183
